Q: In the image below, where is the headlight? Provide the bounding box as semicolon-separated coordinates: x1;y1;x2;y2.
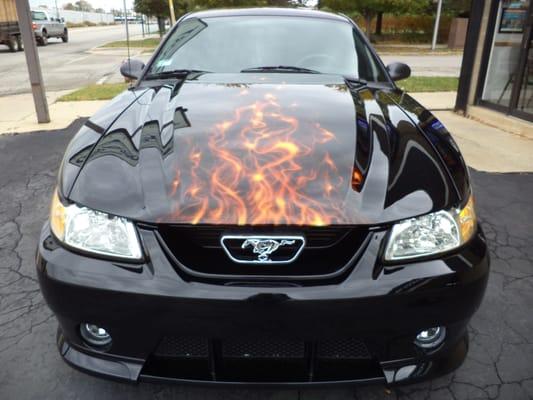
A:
49;190;142;260
384;195;476;261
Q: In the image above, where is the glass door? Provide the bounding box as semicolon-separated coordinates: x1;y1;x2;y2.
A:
479;0;533;119
514;13;533;116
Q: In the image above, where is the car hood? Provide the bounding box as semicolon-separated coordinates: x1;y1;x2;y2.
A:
67;74;459;226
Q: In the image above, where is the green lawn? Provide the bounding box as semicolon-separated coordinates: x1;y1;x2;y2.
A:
100;38;160;49
58;83;129;102
399;76;459;92
375;45;463;56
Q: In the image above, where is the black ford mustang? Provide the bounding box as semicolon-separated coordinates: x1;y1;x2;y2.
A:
36;8;489;386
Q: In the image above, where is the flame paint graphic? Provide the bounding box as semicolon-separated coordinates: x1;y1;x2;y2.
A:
169;92;349;226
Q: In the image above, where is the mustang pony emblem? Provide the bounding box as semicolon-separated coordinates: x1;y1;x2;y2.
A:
220;235;305;264
241;239;296;262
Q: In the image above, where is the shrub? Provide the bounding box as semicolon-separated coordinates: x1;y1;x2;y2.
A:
352;14;452;43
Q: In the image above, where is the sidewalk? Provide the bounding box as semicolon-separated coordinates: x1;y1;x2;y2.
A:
0;92;106;134
1;91;531;173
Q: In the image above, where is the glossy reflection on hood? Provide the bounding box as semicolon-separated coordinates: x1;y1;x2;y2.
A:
169;83;356;225
68;76;458;226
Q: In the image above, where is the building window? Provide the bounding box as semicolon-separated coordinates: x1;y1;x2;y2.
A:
517;28;533;113
481;1;530;107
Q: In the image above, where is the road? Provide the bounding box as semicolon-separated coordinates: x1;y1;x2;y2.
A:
380;54;463;77
0;24;147;96
0;121;532;399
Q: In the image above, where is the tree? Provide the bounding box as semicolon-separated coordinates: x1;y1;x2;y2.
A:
134;0;294;36
134;0;179;36
63;3;76;10
110;8;124;16
443;0;471;17
319;0;427;39
74;0;94;11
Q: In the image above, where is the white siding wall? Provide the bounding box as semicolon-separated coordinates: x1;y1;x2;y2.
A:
59;10;114;24
35;8;114;24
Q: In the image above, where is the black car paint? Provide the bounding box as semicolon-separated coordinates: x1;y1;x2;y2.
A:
37;7;488;386
37;220;488;385
64;74;466;225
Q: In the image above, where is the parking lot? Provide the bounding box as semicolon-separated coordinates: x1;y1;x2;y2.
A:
0;121;532;400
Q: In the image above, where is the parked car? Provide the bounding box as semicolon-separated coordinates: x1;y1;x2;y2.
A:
36;8;489;386
0;0;22;52
31;9;68;46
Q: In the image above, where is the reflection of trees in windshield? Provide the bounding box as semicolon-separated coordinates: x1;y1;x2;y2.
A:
151;18;208;74
148;16;374;77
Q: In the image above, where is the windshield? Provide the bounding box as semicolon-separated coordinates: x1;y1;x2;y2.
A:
147;16;388;81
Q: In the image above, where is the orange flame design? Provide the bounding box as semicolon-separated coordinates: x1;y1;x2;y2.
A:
170;92;348;226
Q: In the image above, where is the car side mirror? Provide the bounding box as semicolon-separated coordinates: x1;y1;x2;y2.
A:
120;59;145;80
386;62;411;82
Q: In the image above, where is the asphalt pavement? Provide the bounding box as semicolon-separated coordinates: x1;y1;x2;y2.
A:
0;24;146;96
0;122;532;399
380;54;463;77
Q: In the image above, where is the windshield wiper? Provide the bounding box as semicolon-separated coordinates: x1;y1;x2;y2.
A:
144;69;209;80
241;65;320;74
344;76;368;89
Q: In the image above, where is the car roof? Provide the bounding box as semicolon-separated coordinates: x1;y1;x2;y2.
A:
182;7;350;23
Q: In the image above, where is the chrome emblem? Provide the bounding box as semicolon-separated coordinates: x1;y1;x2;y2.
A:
242;238;295;262
221;235;305;264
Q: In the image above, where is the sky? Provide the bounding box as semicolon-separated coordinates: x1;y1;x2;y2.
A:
29;0;134;13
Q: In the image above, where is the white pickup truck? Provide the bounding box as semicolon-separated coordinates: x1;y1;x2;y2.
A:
31;9;68;46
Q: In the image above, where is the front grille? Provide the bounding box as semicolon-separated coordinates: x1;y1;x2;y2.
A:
155;335;370;360
180;226;351;247
154;336;208;358
156;225;369;281
317;337;370;359
222;337;305;359
144;335;379;383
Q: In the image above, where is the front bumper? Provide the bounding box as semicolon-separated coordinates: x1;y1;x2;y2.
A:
37;224;489;386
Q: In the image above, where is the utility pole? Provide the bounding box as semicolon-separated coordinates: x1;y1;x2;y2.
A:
15;0;50;123
431;0;443;51
168;0;176;25
123;0;130;62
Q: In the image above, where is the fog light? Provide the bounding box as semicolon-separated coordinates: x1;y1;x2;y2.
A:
414;327;446;349
80;323;112;347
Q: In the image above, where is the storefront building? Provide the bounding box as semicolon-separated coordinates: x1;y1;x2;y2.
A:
456;0;533;135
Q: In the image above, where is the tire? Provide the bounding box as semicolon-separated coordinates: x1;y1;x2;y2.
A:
16;35;23;51
61;29;68;43
7;36;16;52
40;31;48;46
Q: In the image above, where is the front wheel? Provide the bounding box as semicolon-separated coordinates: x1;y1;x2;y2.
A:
39;32;48;46
16;35;23;51
61;29;68;43
7;36;17;52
